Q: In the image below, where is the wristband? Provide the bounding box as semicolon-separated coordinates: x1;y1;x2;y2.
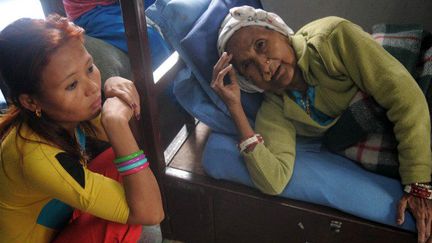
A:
404;183;432;200
238;134;263;153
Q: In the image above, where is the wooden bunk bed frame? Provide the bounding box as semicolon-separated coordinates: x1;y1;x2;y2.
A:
39;0;417;242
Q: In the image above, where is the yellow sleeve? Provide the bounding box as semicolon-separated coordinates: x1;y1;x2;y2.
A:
23;146;129;223
242;98;296;195
326;20;431;184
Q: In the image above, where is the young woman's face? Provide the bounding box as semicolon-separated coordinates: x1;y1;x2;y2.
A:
37;38;101;131
226;26;297;93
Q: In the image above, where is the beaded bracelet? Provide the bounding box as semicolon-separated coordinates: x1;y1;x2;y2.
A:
238;134;264;153
404;183;432;200
114;150;144;164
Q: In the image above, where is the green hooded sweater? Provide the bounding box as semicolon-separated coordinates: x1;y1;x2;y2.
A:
242;16;431;195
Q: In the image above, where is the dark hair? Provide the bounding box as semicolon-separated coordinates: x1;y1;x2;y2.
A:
0;14;95;162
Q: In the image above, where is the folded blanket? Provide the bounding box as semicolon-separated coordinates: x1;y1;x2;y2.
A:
324;91;400;178
323;24;432;178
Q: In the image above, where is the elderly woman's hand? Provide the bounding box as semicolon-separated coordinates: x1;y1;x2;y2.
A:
397;193;432;243
104;76;140;120
211;52;241;109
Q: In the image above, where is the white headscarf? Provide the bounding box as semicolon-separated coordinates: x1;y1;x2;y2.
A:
217;6;294;93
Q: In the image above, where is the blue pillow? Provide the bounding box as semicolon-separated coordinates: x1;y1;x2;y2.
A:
174;70;240;135
180;0;263;119
146;0;212;49
174;72;263;135
148;0;264;135
144;0;156;8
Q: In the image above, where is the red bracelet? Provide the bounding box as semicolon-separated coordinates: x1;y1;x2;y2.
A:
404;183;432;199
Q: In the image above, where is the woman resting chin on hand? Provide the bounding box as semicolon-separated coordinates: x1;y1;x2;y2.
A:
0;15;163;243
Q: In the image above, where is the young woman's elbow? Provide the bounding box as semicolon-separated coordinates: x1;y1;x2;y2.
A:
146;210;165;225
128;209;165;225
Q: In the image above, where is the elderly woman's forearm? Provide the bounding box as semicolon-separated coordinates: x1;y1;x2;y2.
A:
228;104;255;140
243;143;295;195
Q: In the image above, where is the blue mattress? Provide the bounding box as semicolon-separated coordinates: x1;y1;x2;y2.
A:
202;131;416;232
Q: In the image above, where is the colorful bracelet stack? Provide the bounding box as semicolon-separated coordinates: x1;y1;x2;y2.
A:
404;183;432;200
238;134;264;153
114;150;149;176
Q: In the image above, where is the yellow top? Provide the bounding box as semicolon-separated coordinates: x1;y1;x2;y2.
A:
0;119;129;242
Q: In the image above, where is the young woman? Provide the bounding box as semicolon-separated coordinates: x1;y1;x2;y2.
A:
0;15;163;242
211;6;432;243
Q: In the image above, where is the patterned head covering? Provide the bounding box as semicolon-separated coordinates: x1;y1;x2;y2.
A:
217;6;294;93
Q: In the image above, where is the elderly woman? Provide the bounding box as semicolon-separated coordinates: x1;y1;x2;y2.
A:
211;5;432;243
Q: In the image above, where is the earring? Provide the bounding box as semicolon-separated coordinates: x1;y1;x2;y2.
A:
35;108;42;118
265;60;270;64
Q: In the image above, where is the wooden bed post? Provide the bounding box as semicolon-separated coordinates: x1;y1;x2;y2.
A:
118;0;187;237
118;0;166;176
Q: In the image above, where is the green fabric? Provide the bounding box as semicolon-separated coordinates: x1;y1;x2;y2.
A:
243;17;431;195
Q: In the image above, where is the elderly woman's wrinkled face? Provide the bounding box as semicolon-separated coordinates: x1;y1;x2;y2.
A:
226;26;297;93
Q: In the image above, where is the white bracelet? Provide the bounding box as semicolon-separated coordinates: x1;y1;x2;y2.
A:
239;134;263;153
